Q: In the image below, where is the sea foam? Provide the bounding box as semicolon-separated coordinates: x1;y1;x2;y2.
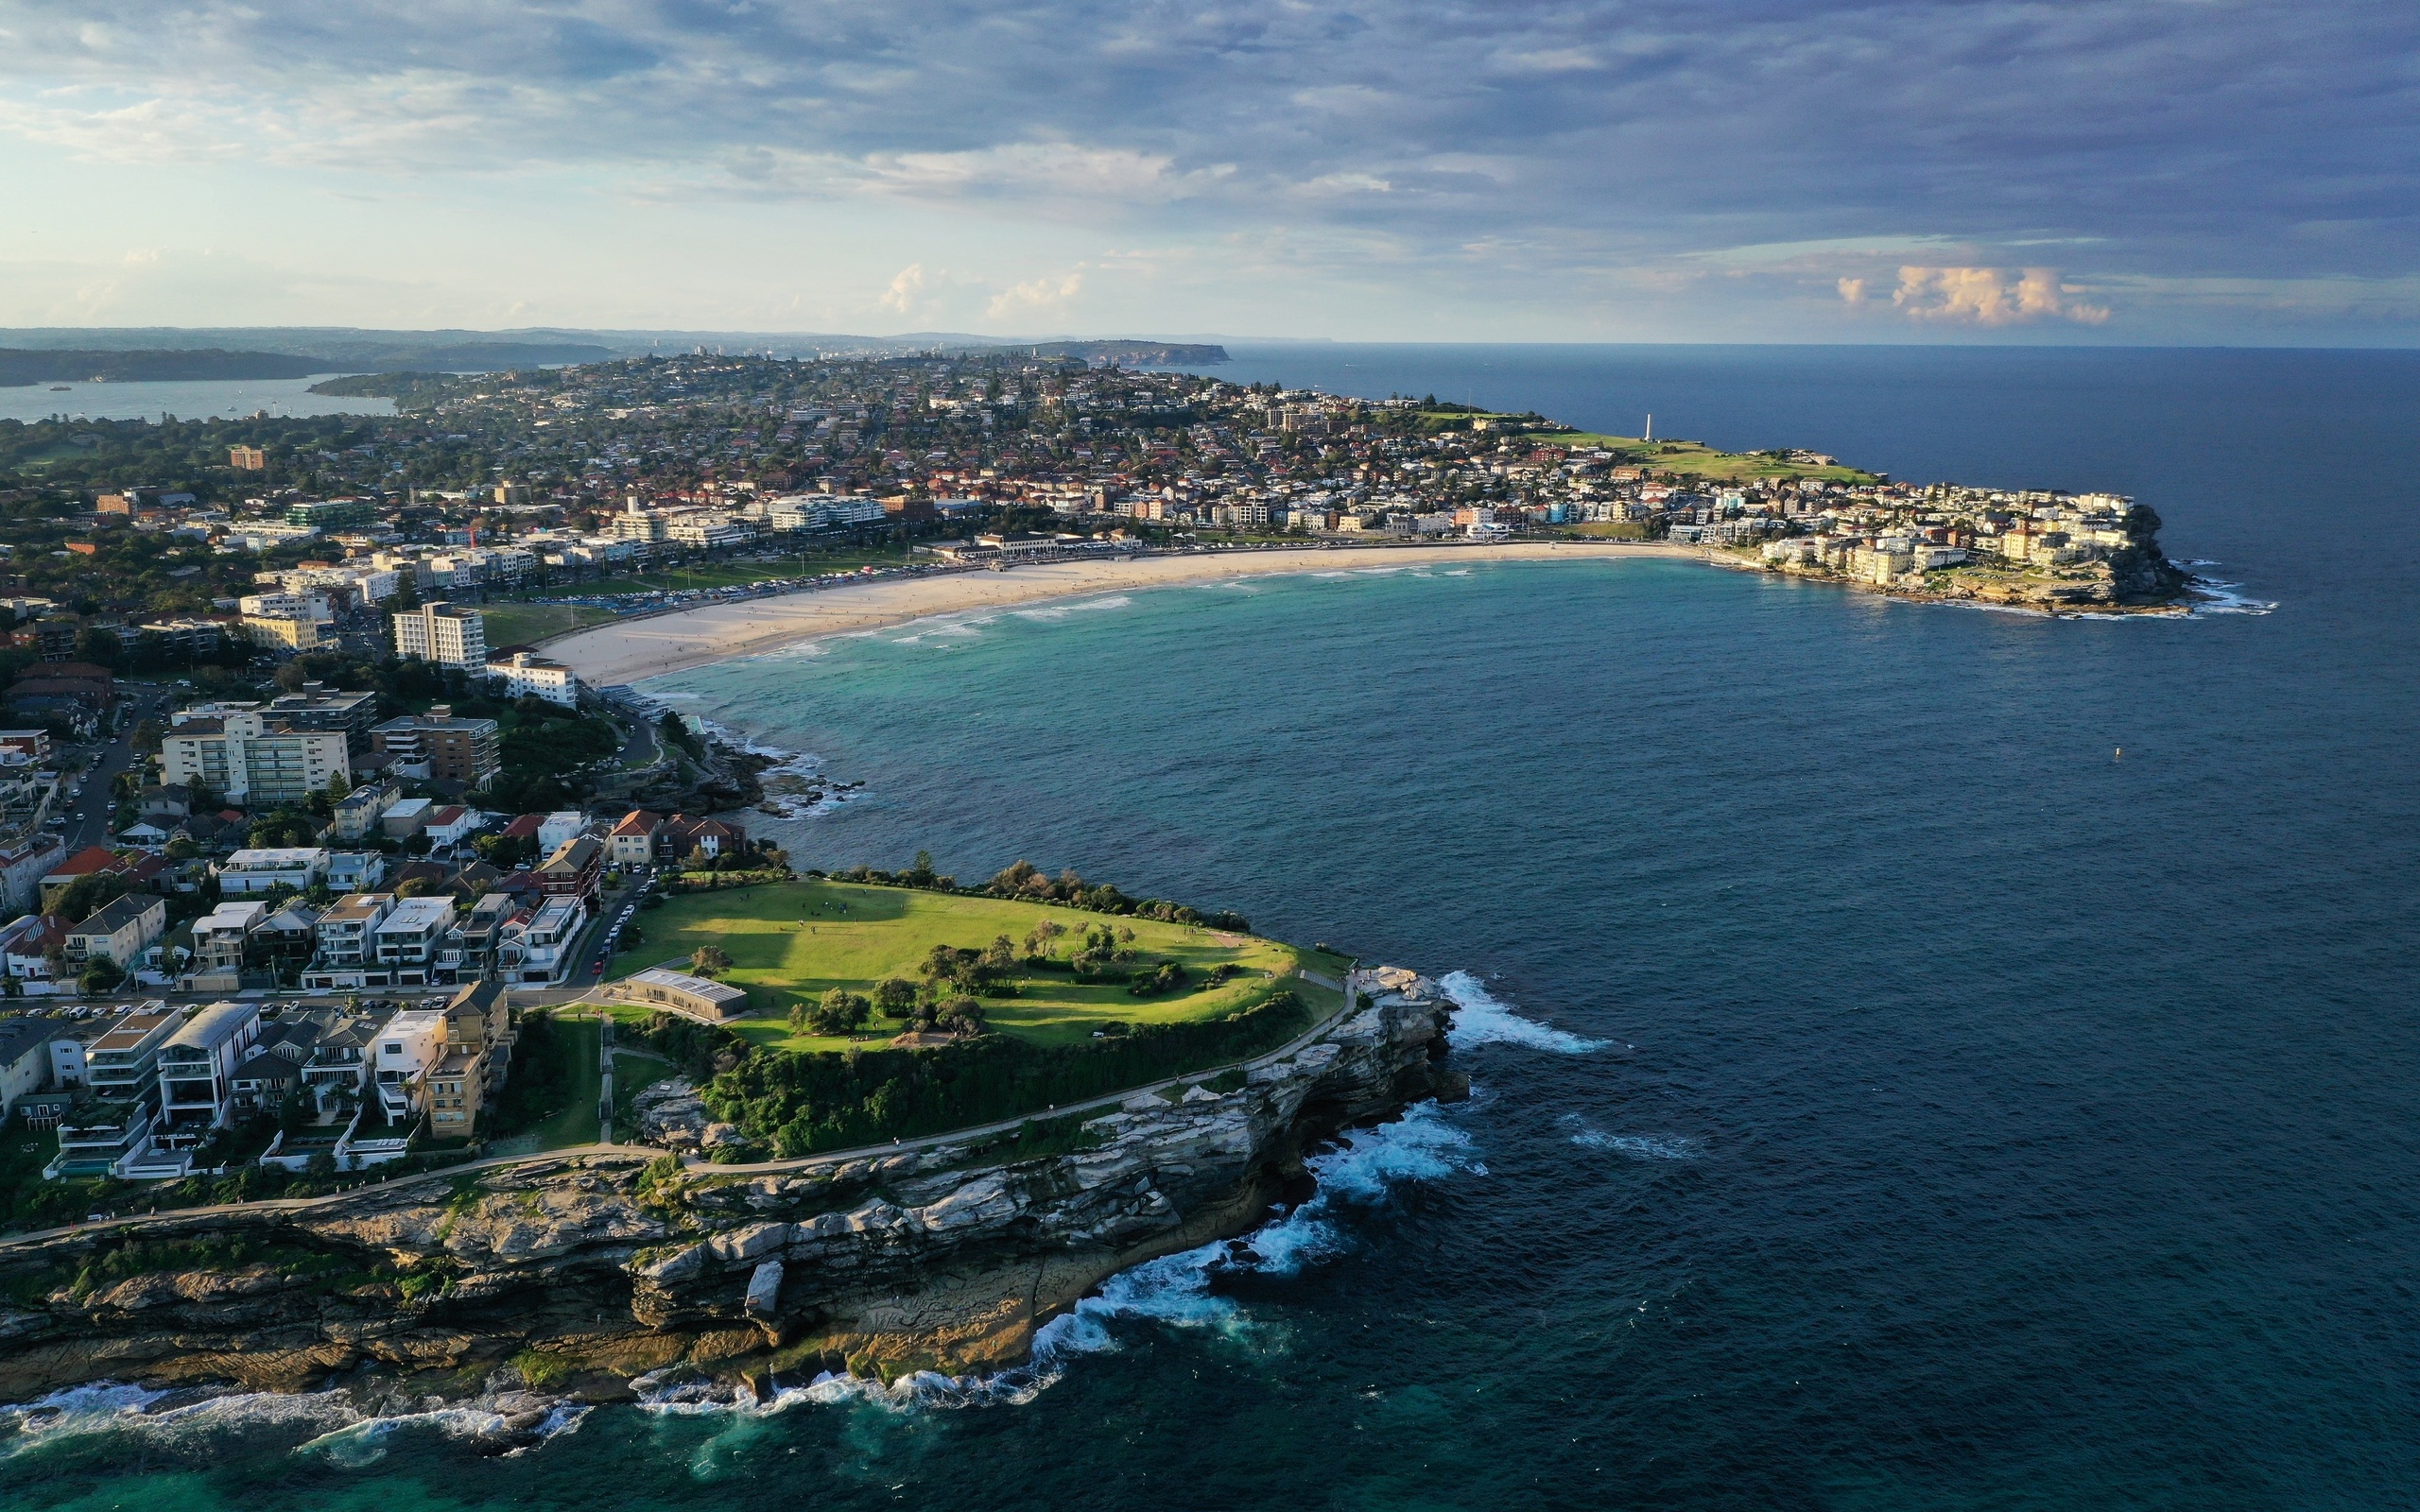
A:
644;1103;1488;1417
1439;970;1608;1054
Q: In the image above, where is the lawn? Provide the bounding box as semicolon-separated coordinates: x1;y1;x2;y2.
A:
484;1014;600;1154
1512;432;1881;484
479;548;922;649
601;879;1347;1051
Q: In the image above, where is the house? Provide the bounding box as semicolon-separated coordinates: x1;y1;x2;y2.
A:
370;1007;447;1123
446;892;516;981
138;783;193;820
0;1019;54;1119
382;796;433;838
229;1018;324;1114
605;809;663;868
115;819;173;850
215;847;330;895
0;912;66;981
423;804;478;850
325;850;388;894
658;815;747;865
372;895;458;986
0;835;65;912
153;1000;265;1144
41;846;130;911
298;892;392;988
498;894;585;984
533;834;603;904
185;899;268;990
255;901;323;970
536;811;587;855
0;730;55;765
64;893;167;971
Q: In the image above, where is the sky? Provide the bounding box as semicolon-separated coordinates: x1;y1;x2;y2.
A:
0;0;2412;345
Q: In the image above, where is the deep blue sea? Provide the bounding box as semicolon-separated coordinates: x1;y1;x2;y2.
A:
9;345;2418;1509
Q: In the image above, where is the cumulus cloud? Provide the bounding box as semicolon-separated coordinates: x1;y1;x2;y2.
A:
987;271;1084;318
0;0;2411;335
1890;266;2113;326
877;264;928;314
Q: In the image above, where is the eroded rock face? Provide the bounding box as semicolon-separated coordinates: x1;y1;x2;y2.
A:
0;973;1461;1400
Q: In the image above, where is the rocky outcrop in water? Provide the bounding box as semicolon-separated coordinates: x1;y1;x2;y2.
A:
0;971;1461;1402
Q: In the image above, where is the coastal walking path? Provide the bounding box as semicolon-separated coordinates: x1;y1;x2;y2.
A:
0;969;1370;1251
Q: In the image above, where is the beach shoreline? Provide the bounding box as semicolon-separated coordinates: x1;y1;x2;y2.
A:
544;540;1701;686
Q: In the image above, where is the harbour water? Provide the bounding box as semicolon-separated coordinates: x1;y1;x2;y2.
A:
0;376;393;425
7;345;2416;1509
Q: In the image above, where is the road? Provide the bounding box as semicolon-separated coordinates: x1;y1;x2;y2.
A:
59;684;172;852
0;969;1364;1248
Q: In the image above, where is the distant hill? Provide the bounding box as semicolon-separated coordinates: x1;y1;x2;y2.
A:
1027;340;1228;367
0;327;1233;370
0;347;324;387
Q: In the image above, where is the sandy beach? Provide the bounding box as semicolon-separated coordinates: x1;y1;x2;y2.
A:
546;540;1701;686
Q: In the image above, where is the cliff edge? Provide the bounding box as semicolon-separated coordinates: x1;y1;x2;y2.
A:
0;970;1461;1403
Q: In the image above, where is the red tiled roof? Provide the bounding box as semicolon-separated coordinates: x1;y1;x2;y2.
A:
502;814;544;837
43;846;124;880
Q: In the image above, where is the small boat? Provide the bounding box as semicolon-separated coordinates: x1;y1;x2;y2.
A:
47;385;69;391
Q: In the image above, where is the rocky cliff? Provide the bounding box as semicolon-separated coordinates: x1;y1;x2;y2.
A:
0;971;1461;1404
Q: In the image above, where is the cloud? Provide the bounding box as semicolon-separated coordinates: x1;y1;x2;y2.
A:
1837;277;1866;306
986;271;1085;318
877;264;928;314
1890;266;2112;326
0;0;2411;336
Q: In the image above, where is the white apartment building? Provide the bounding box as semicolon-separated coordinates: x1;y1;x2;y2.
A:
161;713;351;804
215;848;331;895
372;1007;447;1122
372;896;457;986
489;650;580;708
391;600;488;668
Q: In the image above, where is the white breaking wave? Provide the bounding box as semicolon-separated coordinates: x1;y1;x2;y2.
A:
1438;971;1608;1054
0;1381;591;1465
2187;579;2277;616
1010;594;1132;622
637;1104;1486;1418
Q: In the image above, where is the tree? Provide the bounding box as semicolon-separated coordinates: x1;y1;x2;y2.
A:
73;626;124;670
982;934;1016;971
873;976;918;1019
79;957;125;993
690;945;731;978
805;988;871;1036
1024;919;1066;959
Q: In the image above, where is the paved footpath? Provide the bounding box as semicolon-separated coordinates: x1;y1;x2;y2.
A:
0;972;1363;1250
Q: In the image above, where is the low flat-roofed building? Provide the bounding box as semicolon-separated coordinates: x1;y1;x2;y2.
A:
596;966;750;1022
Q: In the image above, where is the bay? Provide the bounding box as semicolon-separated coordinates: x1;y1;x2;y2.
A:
7;344;2415;1510
0;376;394;425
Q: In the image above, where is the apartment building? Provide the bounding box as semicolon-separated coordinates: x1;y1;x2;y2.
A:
154;1000;264;1144
390;601;487;668
372;895;458;987
488;649;580;708
216;847;331;895
370;706;500;789
186;899;268;988
161;712;351;804
63;893;166;971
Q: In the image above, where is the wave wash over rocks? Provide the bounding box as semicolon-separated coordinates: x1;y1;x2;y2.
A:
0;970;1471;1409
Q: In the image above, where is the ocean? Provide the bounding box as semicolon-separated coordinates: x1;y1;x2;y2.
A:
8;344;2417;1509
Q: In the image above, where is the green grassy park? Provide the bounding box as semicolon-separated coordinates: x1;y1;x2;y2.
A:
602;879;1346;1053
1512;431;1881;484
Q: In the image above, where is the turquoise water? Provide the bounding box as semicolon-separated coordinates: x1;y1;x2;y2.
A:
7;346;2417;1509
